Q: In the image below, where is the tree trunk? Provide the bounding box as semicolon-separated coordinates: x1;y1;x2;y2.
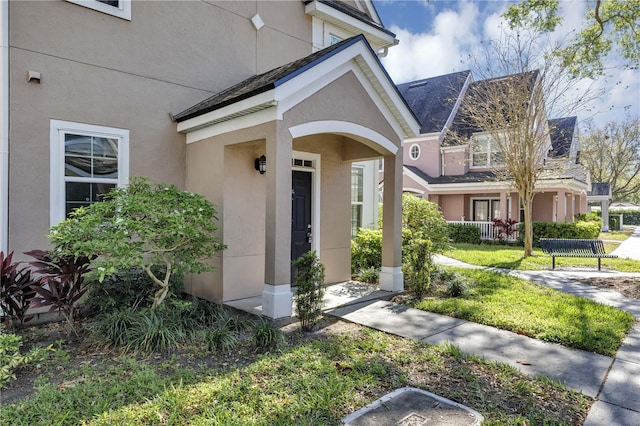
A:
522;195;534;257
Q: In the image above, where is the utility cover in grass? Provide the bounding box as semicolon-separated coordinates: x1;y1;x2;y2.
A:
343;387;483;426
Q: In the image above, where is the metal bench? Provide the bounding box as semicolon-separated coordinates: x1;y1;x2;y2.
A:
539;238;618;271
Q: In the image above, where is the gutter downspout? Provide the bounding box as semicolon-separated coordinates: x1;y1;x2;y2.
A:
0;0;9;254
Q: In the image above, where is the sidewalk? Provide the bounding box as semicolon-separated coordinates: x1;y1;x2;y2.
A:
328;260;640;425
611;226;640;260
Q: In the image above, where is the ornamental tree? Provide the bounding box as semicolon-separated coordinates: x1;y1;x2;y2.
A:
49;177;225;309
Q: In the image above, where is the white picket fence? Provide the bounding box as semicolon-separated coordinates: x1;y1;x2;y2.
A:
447;221;519;242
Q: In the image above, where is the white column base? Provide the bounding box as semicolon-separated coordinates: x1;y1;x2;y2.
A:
262;284;293;319
379;266;404;292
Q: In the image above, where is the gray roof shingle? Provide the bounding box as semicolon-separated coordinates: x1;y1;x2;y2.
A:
548;116;577;158
396;70;470;134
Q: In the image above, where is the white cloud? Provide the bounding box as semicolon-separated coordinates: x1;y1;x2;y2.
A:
381;2;480;83
380;0;638;126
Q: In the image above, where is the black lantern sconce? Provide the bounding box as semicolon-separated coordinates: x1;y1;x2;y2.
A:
254;155;266;174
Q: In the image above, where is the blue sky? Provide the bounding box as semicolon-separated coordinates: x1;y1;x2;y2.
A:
372;0;639;127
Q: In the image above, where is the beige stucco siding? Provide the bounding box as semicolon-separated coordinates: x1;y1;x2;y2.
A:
7;0;317;256
443;149;468;175
533;193;554;221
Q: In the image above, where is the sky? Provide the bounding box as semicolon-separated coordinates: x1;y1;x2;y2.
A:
373;0;639;128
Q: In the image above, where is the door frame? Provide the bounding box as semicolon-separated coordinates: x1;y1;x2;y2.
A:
292;150;320;257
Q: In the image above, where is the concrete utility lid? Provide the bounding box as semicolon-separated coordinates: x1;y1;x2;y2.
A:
343;387;483;426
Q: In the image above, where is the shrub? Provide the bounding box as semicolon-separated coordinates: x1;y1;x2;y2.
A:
26;250;94;333
293;251;325;332
125;308;186;353
48;177;225;309
85;266;161;315
202;327;238;352
251;319;285;350
355;267;379;284
574;212;601;223
404;238;433;298
448;223;481;244
0;252;38;327
609;215;621;231
0;333;52;388
518;220;601;246
93;307;141;348
401;194;450;252
351;228;382;274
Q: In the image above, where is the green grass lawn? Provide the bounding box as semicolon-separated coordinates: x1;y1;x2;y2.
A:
443;243;640;272
410;268;634;356
0;324;590;425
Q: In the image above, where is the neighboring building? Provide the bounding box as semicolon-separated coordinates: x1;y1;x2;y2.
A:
2;1;419;318
396;71;589;234
587;182;612;231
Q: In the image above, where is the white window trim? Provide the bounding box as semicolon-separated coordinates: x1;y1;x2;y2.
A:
470;132;503;169
409;143;421;160
50;120;129;226
66;0;131;21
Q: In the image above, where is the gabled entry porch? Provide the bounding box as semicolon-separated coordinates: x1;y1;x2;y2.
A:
174;36;419;318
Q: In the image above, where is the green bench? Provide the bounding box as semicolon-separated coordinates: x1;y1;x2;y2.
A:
539;238;618;271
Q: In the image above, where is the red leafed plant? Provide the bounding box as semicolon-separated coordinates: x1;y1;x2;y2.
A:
491;218;519;241
25;250;95;334
0;251;39;328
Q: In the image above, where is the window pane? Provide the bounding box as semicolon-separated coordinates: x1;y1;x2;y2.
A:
65;182;115;217
492;200;501;219
473;152;487;166
351;168;363;203
97;0;120;7
92;137;118;178
351;204;362;237
492;150;504;165
66;181;91;202
473;200;489;221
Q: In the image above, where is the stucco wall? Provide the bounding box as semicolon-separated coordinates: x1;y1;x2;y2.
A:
439;194;465;221
404;137;440;177
533;193;555;222
8;0;314;256
442;148;468;176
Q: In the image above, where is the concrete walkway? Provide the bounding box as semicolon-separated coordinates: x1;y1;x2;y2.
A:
328;256;640;425
611;226;640;260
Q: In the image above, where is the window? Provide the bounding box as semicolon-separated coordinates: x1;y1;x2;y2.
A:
409;144;421;160
66;0;131;20
351;167;364;237
472;199;501;221
50;120;129;225
329;34;343;45
471;134;503;168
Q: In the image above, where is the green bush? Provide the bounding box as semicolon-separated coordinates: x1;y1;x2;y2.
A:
609;215;621;231
251;319;285;351
404;238;433;298
619;210;640;225
447;223;481;244
351;228;382;274
125;308;186;353
86;267;160;314
519;220;601;246
0;334;52;388
293;251;325;332
355;267;379;284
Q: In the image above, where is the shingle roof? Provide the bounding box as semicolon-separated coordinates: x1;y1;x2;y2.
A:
548;117;577;158
396;70;470;134
443;70;539;145
174;36;366;122
305;0;394;37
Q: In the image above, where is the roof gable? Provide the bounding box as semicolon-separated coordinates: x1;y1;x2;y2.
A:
548;116;577;158
397;70;471;134
175;35;419;141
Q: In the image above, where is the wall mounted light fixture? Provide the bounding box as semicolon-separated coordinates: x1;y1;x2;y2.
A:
254;155;266;174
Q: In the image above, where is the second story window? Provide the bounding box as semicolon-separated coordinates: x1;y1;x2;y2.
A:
472;134;503;168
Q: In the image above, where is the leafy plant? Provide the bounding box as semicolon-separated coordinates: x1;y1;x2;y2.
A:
491;218;519;241
93;307;142;348
293;251;325;332
355;267;379;284
85;266;160;314
125;308;186;353
49;177;226;309
0;251;38;327
447;223;482;244
251;319;285;350
202;327;238;352
404;238;433;298
351;228;382;274
26;249;94;333
0;333;52;388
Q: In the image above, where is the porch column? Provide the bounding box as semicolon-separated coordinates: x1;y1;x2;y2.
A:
262;126;293;319
601;199;610;232
499;191;507;220
380;152;403;291
557;190;566;222
567;194;574;222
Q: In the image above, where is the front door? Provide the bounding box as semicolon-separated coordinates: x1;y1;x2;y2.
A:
291;171;312;282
